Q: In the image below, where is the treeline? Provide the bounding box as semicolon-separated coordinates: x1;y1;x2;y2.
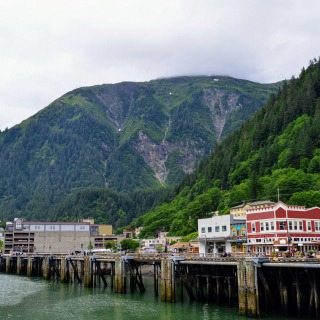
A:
50;186;173;227
127;58;320;238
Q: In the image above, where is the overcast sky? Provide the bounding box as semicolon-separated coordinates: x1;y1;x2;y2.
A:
1;0;320;130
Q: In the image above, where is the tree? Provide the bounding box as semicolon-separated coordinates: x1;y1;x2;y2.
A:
288;191;320;208
120;239;139;252
0;240;3;252
104;241;112;249
87;241;93;250
104;240;116;251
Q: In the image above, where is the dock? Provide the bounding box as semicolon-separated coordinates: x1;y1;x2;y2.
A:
1;253;320;318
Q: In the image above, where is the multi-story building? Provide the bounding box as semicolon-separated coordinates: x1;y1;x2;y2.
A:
230;200;275;218
92;228;132;249
198;214;246;253
246;201;320;255
141;236;181;249
4;218;130;254
230;220;247;253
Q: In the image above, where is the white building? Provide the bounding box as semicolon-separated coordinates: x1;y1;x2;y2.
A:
198;214;246;253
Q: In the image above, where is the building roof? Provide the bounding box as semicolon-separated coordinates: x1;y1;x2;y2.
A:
230;203;246;209
246;200;275;206
231;200;275;210
7;221;92;226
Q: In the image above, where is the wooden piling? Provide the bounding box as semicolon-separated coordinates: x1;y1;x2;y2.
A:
296;271;302;318
5;257;10;273
161;258;172;302
17;256;21;275
27;257;32;277
83;257;92;287
154;264;158;296
314;270;319;320
206;276;212;304
60;258;68;283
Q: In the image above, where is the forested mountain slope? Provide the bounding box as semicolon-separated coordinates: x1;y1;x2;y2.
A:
127;58;320;238
0;76;278;222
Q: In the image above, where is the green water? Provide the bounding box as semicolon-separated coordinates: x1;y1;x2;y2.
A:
0;274;297;320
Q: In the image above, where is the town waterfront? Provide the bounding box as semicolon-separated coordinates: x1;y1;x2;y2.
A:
0;273;301;320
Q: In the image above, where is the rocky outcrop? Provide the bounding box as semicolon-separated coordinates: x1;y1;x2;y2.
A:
203;88;241;139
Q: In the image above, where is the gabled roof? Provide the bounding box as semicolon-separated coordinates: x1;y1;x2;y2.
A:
247;200;275;206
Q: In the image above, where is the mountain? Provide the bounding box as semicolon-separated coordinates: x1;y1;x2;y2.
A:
0;76;279;222
125;58;320;238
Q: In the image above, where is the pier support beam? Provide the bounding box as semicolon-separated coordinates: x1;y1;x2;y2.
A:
161;259;173;302
27;257;32;276
17;256;21;275
237;260;258;318
42;257;50;279
5;257;10;273
60;258;68;283
84;257;92;287
115;257;126;293
154;264;158;296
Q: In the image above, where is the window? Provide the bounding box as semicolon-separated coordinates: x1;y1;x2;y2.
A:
215;226;220;232
271;222;274;230
201;227;205;233
308;222;311;231
294;221;298;230
299;221;303;231
208;227;212;233
316;222;319;231
279;221;285;230
294;238;299;242
289;221;292;230
265;222;269;231
222;226;227;232
252;223;256;233
260;222;264;231
15;219;22;230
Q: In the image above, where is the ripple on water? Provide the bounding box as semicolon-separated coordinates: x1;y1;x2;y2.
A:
0;274;45;307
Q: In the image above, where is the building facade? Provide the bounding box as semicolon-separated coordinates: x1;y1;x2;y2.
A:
230;200;275;218
198;215;246;254
4;218;129;254
246;201;320;255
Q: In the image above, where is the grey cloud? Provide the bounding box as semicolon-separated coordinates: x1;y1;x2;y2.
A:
0;0;320;130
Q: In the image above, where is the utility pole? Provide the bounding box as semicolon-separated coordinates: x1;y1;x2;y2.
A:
277;187;280;202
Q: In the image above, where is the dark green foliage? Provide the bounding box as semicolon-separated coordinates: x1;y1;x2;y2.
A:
120;238;139;251
128;57;320;237
0;76;278;225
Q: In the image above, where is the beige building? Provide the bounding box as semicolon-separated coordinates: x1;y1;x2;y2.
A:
230;200;275;218
4;218;130;254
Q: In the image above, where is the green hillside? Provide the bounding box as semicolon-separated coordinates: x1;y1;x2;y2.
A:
125;58;320;238
0;76;279;222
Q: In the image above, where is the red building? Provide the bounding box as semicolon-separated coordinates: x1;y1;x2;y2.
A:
246;201;320;256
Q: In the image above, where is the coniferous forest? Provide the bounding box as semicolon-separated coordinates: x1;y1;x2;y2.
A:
2;57;320;236
125;58;320;238
0;76;279;226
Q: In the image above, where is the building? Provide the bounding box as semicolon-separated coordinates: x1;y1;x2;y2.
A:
246;201;320;255
198;214;246;253
4;218;130;254
141;236;181;249
229;220;247;253
168;242;199;253
92;228;133;249
230;200;275;218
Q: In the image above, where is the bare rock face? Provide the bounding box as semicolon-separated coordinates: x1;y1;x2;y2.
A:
99;86;243;185
134;130;168;183
203;88;241;139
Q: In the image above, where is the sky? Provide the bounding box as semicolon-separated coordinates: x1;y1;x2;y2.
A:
1;0;320;130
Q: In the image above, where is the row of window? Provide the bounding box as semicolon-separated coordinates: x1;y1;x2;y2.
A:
252;220;319;232
248;237;320;243
201;226;227;233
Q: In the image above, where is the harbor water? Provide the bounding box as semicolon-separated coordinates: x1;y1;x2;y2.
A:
0;273;299;320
